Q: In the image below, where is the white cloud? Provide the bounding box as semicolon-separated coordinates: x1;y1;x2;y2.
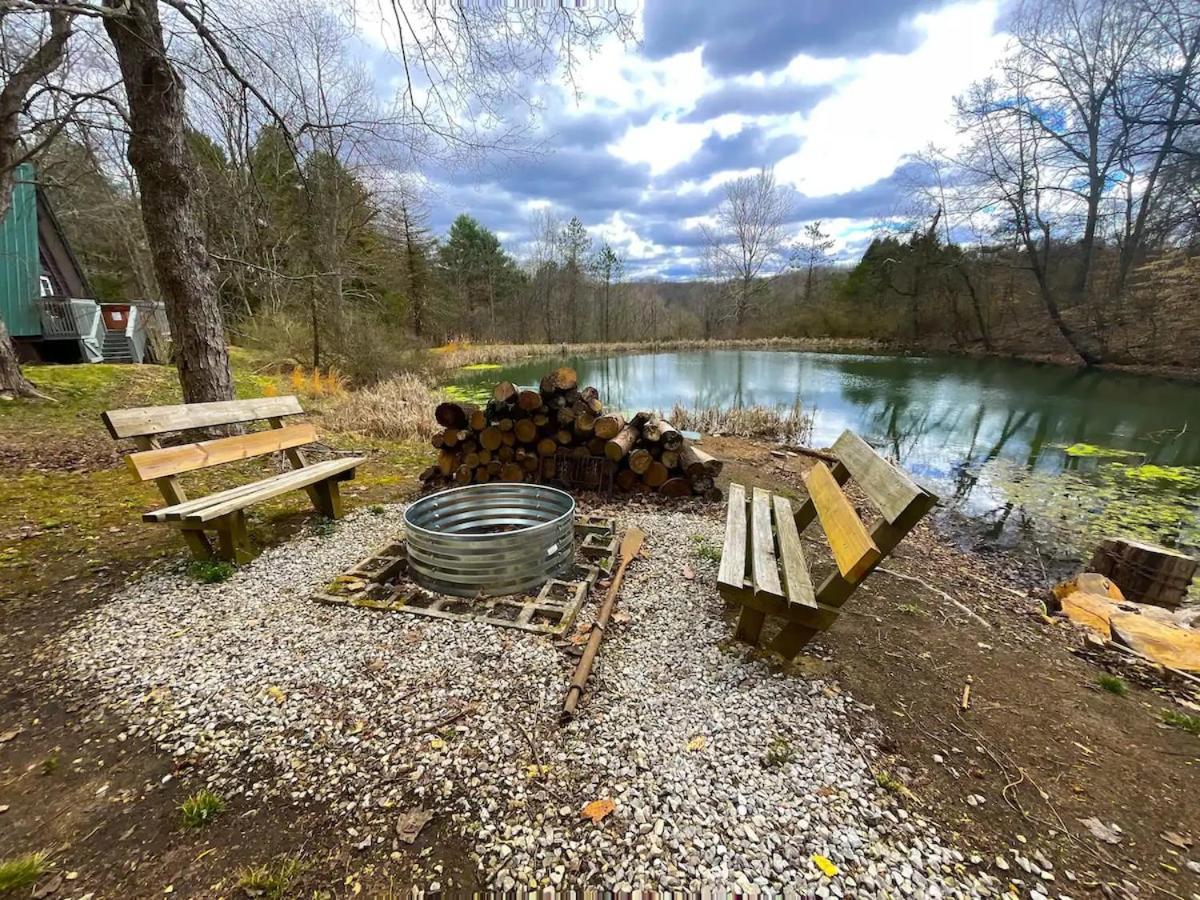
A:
777;0;1007;195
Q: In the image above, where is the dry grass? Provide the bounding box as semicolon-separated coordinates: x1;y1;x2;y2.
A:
667;401;813;444
321;372;444;441
426;337;881;371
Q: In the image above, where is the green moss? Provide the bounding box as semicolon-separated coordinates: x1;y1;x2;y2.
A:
1059;443;1142;459
1116;463;1200;486
441;383;492;404
989;459;1200;572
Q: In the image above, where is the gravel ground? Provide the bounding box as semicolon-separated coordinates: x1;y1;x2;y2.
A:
58;501;1007;896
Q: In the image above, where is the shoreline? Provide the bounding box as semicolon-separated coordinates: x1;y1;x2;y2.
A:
428;337;1200;383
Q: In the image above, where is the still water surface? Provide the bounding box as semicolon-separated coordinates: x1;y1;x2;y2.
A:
455;351;1200;569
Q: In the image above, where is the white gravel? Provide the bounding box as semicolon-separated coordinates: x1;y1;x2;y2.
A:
57;502;1004;896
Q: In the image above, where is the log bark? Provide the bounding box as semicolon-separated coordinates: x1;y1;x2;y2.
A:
658;421;683;450
539;366;578;393
435;402;468;429
493;381;518;404
615;468;638;491
628;448;653;475
659;477;692;497
479;426;502;451
594;413;625;440
643;461;669;487
514;419;537;443
1090;537;1198;609
680;444;721;478
604;424;639;461
104;0;235;404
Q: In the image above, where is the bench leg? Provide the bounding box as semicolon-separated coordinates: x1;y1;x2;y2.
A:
214;511;253;565
311;477;345;519
179;525;214;561
734;606;767;645
768;622;820;659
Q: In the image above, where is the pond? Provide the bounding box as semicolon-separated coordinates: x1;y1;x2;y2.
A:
452;350;1200;584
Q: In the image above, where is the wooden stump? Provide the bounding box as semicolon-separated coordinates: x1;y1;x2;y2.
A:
1090;537;1198;609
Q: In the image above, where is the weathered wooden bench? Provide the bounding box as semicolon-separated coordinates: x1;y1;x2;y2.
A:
717;429;937;658
102;396;365;564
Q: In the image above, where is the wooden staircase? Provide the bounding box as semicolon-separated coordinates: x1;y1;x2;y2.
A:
101;329;133;363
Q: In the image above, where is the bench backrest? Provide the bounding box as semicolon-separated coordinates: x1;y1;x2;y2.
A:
101;395;304;439
719;429;937;607
800;430;936;598
102;395;312;483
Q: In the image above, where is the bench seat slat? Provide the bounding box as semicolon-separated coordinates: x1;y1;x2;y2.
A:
751;486;783;599
103;396;304;439
805;461;882;583
127;424;319;481
717;482;748;591
831;430;932;524
771;494;816;609
144;457;363;523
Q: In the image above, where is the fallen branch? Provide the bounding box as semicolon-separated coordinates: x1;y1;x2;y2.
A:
876;566;992;630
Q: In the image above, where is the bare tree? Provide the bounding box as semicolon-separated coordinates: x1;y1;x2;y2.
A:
789;220;835;308
702;167;791;335
0;0;74;397
954;0;1199;364
4;0;632;400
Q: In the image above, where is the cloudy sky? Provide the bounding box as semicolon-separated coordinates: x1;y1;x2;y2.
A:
380;0;1011;278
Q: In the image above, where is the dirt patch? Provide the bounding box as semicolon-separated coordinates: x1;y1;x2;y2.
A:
704;434;1200;898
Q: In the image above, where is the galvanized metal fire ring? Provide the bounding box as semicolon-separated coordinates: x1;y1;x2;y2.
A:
403;483;576;597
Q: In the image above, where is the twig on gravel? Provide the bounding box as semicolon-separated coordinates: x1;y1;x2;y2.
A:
415;703;478;736
876;567;992;630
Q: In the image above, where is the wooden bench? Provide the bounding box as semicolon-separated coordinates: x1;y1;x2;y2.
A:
102;396;365;564
717;430;937;658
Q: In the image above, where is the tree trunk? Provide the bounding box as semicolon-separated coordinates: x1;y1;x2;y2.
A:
1090;537;1197;610
102;0;234;404
0;320;40;398
0;3;74;398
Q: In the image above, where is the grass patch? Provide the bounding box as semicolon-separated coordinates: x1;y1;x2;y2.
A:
764;735;794;767
322;372;444;441
368;503;386;515
874;770;914;799
188;559;235;584
180;788;225;829
0;851;51;892
668;400;812;443
690;533;721;563
236;858;304;899
896;602;922;616
1163;710;1200;736
1095;674;1129;696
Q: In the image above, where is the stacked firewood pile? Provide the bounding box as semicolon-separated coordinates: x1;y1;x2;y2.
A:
418;367;723;498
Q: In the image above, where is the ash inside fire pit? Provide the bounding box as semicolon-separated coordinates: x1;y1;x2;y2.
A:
402;483;576;597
